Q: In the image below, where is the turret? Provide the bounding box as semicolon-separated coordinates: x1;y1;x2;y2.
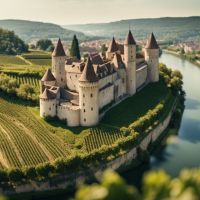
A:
144;33;159;82
40;69;56;93
52;38;66;87
124;30;136;95
106;37;119;60
40;88;56;118
79;57;99;126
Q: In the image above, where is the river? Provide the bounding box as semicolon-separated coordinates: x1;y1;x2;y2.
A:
122;52;200;185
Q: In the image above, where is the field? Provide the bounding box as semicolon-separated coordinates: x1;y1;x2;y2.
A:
0;97;68;169
0;55;27;66
0;51;51;73
7;74;40;88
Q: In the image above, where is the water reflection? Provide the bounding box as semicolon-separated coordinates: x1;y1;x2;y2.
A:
151;53;200;175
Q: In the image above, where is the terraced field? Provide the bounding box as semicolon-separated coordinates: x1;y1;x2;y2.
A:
0;98;68;169
84;127;123;152
8;74;40;88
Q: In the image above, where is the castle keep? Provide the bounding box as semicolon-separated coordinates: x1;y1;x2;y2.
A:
40;31;159;127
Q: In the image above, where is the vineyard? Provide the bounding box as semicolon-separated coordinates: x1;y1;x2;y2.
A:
84;127;123;152
7;74;40;88
0;98;68;169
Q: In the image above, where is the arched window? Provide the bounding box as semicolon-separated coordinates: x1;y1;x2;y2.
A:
90;93;93;98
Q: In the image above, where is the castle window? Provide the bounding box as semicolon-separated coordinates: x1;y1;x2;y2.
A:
83;94;85;98
84;118;86;122
83;103;85;106
90;93;93;98
76;75;77;78
91;107;93;111
84;109;86;113
49;107;51;111
61;78;63;82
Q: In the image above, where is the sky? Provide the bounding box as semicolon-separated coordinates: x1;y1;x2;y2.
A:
0;0;199;25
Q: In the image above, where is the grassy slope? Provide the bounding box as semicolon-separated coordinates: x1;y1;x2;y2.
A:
102;82;170;127
0;51;51;73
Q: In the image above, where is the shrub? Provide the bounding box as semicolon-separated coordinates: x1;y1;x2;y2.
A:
8;168;24;183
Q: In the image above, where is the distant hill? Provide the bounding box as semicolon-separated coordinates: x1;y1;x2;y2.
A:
64;17;200;42
0;20;92;43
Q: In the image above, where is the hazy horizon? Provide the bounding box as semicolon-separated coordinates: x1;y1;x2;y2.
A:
0;0;199;25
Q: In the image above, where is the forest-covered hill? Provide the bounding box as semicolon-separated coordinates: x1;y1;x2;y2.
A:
0;20;92;43
64;16;200;42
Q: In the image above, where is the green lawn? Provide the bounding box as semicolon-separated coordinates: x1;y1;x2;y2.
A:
28;58;51;66
0;55;27;65
102;82;170;127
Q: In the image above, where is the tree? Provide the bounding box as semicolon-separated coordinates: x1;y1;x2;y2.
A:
75;170;139;200
0;28;28;55
70;35;81;60
36;39;54;51
17;84;35;99
8;168;24;183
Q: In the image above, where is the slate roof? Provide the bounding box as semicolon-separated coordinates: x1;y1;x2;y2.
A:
52;38;66;57
79;57;98;82
113;53;125;69
41;69;56;82
108;37;119;52
40;88;56;99
145;33;159;49
124;30;136;45
90;54;104;65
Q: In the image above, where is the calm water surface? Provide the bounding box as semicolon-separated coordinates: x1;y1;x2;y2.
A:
122;52;200;184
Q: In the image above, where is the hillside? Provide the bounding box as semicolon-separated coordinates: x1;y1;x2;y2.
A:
64;16;200;42
0;20;91;43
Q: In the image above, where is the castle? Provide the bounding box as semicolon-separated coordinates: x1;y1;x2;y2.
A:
40;31;159;127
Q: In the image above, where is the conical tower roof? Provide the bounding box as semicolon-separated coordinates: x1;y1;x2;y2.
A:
145;33;159;49
40;88;56;100
124;30;136;45
41;69;56;82
79;57;98;82
52;38;66;57
108;37;119;52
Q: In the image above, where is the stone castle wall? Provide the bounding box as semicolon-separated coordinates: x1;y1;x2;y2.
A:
136;65;148;89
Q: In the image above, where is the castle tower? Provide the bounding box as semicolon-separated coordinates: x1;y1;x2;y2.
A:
106;37;119;60
144;33;159;82
52;38;66;87
79;57;99;126
40;69;56;93
40;88;56;118
124;30;136;95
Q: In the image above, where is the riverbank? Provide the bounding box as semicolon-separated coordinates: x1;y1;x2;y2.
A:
163;49;200;67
